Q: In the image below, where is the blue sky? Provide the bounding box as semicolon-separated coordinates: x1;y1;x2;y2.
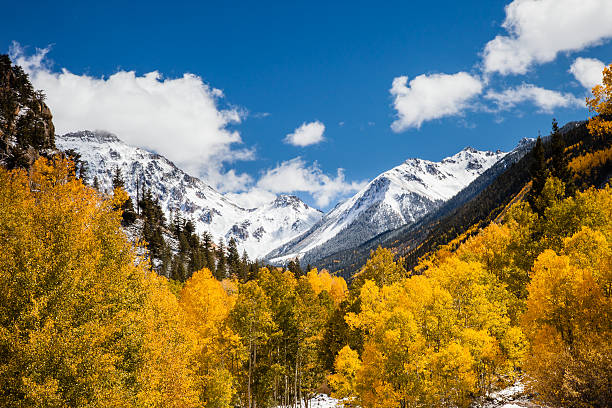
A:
2;0;611;209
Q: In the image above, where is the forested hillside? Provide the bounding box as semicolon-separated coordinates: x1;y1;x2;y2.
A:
316;117;612;279
0;54;611;408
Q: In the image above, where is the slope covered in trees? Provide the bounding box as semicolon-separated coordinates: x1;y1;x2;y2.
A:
315;116;611;279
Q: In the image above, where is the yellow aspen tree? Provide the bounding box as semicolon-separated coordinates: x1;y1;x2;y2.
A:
180;268;242;408
586;63;612;137
0;158;201;407
328;345;361;403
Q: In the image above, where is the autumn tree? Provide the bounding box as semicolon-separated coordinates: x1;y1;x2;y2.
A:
230;280;276;408
351;246;407;290
328;346;361;406
0;158;199;407
180;268;242;408
586;63;612;137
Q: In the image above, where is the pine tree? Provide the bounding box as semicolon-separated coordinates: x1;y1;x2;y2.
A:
202;231;216;275
240;250;250;281
227;237;241;277
139;188;168;268
527;136;549;215
0;54;55;168
214;239;227;280
550;118;573;194
288;259;303;277
92;176;100;191
112;166;125;189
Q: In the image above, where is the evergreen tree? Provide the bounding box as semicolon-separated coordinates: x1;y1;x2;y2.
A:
202;231;216;275
0;54;55;169
550;118;574;195
92;176;100;191
214;239;227;280
240;250;250;282
527;135;549;215
63;148;88;184
139;188;168;269
78;161;88;185
112;166;125;189
227;237;241;277
288;259;303;277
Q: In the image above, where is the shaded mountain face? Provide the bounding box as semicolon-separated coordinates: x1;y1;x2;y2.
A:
266;147;507;264
0;54;55;168
56;131;323;259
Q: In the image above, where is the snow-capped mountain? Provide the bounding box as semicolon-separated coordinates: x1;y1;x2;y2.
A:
56;131;322;258
266;147;507;263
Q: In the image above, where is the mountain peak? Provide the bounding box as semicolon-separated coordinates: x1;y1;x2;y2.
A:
272;194;312;210
62;130;121;144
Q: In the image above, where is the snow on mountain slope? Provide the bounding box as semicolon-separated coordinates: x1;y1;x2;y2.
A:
266;147;506;263
56;130;322;258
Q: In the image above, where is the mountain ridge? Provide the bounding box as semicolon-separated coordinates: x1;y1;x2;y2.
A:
56;130;323;259
266;146;507;264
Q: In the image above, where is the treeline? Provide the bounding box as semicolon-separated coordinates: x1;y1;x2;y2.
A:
315;111;612;278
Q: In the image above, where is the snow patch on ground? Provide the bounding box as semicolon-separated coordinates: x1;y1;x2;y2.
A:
305;394;341;408
473;380;544;407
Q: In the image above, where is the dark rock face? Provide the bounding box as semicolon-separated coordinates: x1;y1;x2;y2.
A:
0;54;56;168
467;160;483;170
228;221;251;241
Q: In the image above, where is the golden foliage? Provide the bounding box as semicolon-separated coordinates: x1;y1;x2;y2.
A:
328;345;361;402
306;268;348;305
351;246;406;289
523;231;612;407
343;250;520;408
568;145;612;176
0;158;200;407
180;268;242;408
586;63;612;137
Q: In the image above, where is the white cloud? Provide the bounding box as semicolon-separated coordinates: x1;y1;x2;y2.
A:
255;157;366;207
284;121;325;146
225;188;277;209
570;57;607;89
390;72;483;132
10;43;253;192
485;84;583;113
483;0;612;75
